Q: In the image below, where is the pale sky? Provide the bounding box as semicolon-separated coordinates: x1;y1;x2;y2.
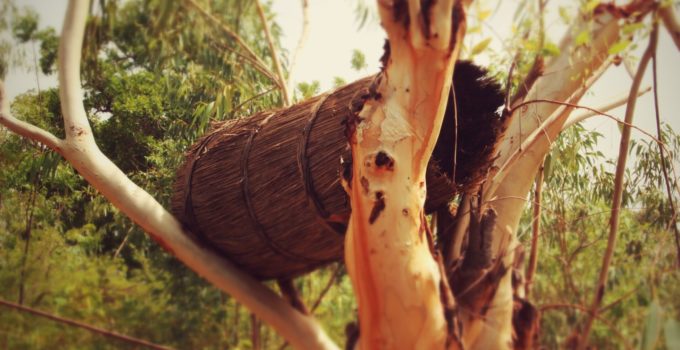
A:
5;0;680;165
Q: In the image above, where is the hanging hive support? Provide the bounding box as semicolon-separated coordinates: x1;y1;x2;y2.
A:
171;61;504;281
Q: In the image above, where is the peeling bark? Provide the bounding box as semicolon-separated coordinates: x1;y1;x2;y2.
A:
344;0;466;348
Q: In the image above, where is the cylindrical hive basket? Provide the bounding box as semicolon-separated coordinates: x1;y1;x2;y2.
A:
171;61;504;280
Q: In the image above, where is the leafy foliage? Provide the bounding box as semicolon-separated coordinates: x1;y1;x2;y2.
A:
518;124;680;349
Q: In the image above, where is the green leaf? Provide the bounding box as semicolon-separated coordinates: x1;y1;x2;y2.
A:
11;7;39;42
470;38;492;56
608;40;630;55
477;9;492;21
622;22;645;35
575;30;591;46
542;42;561;57
558;6;571;23
665;319;680;350
641;301;663;350
350;49;367;71
583;0;600;13
333;77;347;88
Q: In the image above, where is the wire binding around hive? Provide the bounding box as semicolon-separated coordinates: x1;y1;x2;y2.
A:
240;111;324;263
182;131;221;235
297;91;348;235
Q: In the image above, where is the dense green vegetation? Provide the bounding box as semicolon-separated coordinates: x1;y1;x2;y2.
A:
1;1;679;349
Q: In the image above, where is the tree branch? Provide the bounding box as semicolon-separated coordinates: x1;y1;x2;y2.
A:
254;0;291;106
0;1;338;348
541;303;634;350
651;20;680;267
524;160;544;298
208;40;279;85
490;96;663;198
576;18;658;350
563;86;651;128
0;82;64;151
0;298;174;350
467;6;638;348
659;3;680;51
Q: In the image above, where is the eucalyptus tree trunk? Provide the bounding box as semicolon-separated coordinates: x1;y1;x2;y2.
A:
344;1;465;348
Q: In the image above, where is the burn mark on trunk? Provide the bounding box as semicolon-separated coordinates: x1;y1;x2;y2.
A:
375;151;394;170
368;74;383;101
393;0;410;28
360;176;370;194
512;297;540;350
449;2;464;51
69;125;86;137
341;154;352;187
380;40;391;70
345;322;360;350
344;112;364;141
419;0;435;38
369;191;386;224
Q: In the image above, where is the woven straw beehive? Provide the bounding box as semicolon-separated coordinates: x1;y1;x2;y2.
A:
172;62;504;280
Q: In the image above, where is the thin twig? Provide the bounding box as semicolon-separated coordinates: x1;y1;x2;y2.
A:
564;86;651;128
510;56;544;107
0;82;64;151
510;99;662;145
209;40;279;85
251;313;261;350
278;265;343;350
113;226;133;259
310;264;342;313
525;159;544;298
541;303;634;350
490;96;662;198
254;0;290;106
504;60;515;115
598;286;640;314
277;279;309;315
0;298;175;350
18;171;41;305
510;0;546;108
651;19;680;267
576;20;658;350
232;87;277;114
183;0;272;75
